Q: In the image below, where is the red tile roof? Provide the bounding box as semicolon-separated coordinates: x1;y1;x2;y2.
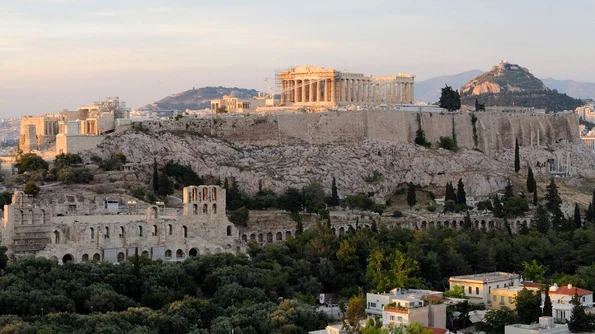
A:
551;286;592;296
423;327;448;334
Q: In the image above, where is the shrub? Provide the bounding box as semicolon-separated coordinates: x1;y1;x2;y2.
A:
15;153;48;174
391;210;404;218
57;167;94;184
425;205;437;212
439;136;458;151
229;207;249;226
23;182;40;197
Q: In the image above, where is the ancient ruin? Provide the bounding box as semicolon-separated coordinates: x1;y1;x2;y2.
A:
1;185;243;263
277;66;415;106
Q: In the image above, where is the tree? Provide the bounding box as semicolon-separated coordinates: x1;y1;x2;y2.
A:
229;207;249;226
522;260;546;282
463;211;472;230
545;178;564;230
407;183;417;207
414;113;431;148
346;295;366;327
514;138;520;173
526;167;536;193
329;176;340;207
476;307;520;334
543;287;552;317
533;188;538;206
15;153;48;174
443;285;466;299
504;180;515;199
574;203;582;229
515;287;542;324
152;157;159;192
54;153;83;169
445;182;457;203
23;182;40;197
57;167;94;184
532;205;550;234
0;192;12;208
568;290;595;332
456;179;466;205
439;136;458;151
156;171;173;198
438;85;461;112
0;246;8;272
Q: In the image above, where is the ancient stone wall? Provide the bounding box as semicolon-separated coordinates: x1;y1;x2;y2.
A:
131;111;579;155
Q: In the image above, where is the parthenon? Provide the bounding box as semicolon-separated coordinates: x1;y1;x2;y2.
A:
278;66;414;106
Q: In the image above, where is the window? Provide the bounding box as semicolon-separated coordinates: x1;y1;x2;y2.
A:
476;287;479;295
500;296;504;305
183;225;188;238
139;226;143;237
90;228;94;239
152;225;157;236
504;283;507;287
497;285;499;289
120;226;125;238
493;295;497;302
168;224;172;235
509;297;513;304
226;225;232;236
397;316;403;322
390;315;394;321
468;286;472;294
369;302;376;308
105;227;110;239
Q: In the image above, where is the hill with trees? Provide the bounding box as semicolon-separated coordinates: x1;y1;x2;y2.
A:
146;86;260;110
459;61;583;111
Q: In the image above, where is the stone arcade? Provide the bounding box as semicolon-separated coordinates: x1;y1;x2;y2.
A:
1;185;243;263
278;66;415;106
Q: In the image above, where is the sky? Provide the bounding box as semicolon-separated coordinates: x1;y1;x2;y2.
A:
1;0;594;117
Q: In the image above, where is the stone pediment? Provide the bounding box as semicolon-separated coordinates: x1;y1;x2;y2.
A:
285;66;336;74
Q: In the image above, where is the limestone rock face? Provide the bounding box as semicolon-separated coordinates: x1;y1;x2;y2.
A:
87;129;595;199
462;61;548;96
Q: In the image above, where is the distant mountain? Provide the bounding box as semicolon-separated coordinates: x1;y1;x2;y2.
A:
415;70;482;103
459;61;583;111
541;78;595;100
146;86;260;110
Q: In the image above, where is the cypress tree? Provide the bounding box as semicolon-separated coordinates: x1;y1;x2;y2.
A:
152;157;159;192
407;182;417;207
587;203;593;224
545;178;563;230
504;180;515;199
456;178;466;205
330;176;340;207
156;171;173;198
527;167;536;193
568;290;594;332
514;138;520;173
574;203;582;229
542;287;552;317
533;188;538;206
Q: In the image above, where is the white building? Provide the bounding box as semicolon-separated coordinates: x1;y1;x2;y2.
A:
547;283;593;322
505;317;568;334
449;272;520;305
366;288;446;328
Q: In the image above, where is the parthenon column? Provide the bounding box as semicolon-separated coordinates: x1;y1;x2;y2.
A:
399;82;403;104
410;82;414;103
309;79;314;102
359;80;364;102
330;79;336;103
316;79;321;103
301;80;306;103
280;80;286;104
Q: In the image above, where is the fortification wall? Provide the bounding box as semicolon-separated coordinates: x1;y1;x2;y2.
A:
131;111;579;155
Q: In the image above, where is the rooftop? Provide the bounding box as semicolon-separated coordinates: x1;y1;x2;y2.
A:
450;272;519;283
550;284;592;296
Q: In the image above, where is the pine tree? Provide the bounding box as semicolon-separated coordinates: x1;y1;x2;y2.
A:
456;179;466;205
526;167;536;193
156;171;173;198
545;178;564;230
407;182;417;207
568;290;595;332
542;287;553;317
574;203;582;229
152;157;159;192
514;139;520;173
533;205;550;234
438;85;461;112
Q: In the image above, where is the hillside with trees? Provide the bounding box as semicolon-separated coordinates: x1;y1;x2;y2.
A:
145;86;260;110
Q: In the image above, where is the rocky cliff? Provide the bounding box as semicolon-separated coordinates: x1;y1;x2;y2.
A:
144;86;260;110
87;110;594;199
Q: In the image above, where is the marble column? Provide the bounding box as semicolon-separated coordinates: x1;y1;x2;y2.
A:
330;79;336;103
316;79;321;103
280;80;286;104
308;79;314;102
410;82;414;103
399;82;403;104
301;80;306;103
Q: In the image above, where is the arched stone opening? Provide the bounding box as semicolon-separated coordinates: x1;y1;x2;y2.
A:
215;248;222;254
226;225;232;236
182;225;188;238
105;226;110;239
212;188;217;201
250;233;256;241
176;249;184;258
62;254;73;263
286;231;292;239
276;232;283;241
82;254;89;262
117;252;125;262
120;226;125;238
165;250;172;258
193;204;198;215
90;228;95;239
204;248;211;254
267;232;273;242
202;188;208;201
258;233;264;242
339;227;345;236
203;204;208;214
139;226;143;237
192;188;198;202
54;230;61;244
212;204;217;214
242;234;248;242
152;225;158;236
168;224;172;235
141;250;150;259
189;248;198;257
92;253;101;262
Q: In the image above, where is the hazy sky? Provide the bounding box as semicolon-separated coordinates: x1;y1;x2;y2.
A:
2;0;594;117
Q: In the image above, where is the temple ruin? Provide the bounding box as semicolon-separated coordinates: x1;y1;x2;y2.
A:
277;66;415;106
